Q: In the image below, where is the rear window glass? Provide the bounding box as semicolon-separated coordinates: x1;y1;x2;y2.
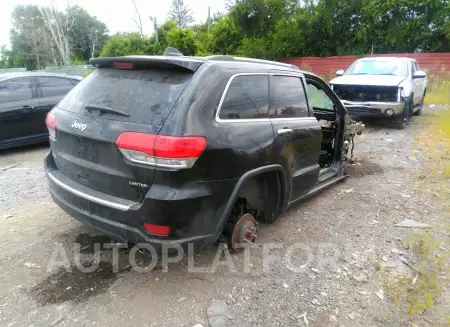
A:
57;68;192;126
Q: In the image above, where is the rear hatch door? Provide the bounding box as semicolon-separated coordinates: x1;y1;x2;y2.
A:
50;60;197;202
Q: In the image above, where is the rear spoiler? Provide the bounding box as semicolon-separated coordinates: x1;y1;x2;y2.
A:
90;55;205;72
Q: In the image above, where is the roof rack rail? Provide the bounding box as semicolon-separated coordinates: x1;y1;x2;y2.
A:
204;55;299;70
204;55;235;61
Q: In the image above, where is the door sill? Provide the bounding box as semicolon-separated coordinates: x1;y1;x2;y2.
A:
288;174;348;208
318;167;337;182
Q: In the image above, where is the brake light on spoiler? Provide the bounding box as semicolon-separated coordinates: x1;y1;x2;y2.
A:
116;132;207;169
113;62;134;69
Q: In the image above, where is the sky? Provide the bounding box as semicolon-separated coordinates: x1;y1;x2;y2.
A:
0;0;228;48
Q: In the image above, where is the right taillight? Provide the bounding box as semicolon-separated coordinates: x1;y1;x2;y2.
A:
45;112;56;140
116;132;207;169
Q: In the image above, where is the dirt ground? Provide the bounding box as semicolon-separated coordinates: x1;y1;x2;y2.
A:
0;106;448;327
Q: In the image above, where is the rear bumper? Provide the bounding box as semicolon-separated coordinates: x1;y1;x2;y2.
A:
342;100;405;117
45;152;236;251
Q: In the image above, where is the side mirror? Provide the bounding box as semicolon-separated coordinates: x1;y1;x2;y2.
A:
413;70;426;79
336;69;345;77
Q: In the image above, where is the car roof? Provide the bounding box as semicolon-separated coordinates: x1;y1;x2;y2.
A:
92;54;302;74
0;72;83;81
199;55;300;71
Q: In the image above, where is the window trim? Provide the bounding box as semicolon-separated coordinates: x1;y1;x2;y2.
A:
215;72;311;123
0;77;36;104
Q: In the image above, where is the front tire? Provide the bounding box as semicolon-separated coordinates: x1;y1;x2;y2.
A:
393;95;413;129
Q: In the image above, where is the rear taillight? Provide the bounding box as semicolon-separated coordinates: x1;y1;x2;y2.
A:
143;223;170;236
45;112;56;140
116;132;207;169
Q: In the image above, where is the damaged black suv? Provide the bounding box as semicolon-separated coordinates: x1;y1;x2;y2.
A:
45;49;364;252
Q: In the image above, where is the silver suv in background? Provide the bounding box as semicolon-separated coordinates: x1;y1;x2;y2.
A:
329;57;427;128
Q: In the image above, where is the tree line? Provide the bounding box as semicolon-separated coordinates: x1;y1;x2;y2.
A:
1;0;449;70
0;4;108;70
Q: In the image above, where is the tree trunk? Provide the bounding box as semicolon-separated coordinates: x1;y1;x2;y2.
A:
39;6;73;66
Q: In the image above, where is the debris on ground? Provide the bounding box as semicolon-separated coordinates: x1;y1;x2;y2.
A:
352;274;368;282
0;165;18;172
24;262;41;268
50;315;65;327
375;289;384;300
311;299;321;306
2;213;13;219
207;299;234;327
383;257;414;277
298;312;308;325
177;296;187;303
391;248;404;255
347;312;356;320
394;219;432;228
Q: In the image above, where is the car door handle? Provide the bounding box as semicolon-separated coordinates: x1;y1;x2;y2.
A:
277;128;293;135
22;105;34;109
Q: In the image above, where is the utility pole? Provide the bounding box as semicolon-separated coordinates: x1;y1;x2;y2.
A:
149;16;158;42
207;7;211;34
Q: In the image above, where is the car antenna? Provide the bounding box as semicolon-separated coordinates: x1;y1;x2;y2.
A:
164;47;184;57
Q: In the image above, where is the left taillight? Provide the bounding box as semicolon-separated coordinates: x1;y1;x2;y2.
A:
116;132;207;169
45;112;56;140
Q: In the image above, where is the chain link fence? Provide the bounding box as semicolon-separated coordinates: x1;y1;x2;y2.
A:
0;68;26;74
39;65;94;77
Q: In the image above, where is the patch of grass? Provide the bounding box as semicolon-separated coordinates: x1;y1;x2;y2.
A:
387;108;450;323
414;108;450;200
424;75;450;105
387;231;447;319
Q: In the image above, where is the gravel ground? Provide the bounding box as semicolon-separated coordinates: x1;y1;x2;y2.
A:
0;106;448;327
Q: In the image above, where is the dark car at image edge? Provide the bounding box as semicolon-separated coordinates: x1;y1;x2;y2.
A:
0;72;82;150
44;50;364;252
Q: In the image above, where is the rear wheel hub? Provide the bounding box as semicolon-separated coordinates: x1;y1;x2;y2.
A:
230;213;257;253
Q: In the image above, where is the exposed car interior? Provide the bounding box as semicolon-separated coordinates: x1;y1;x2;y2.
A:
306;80;339;170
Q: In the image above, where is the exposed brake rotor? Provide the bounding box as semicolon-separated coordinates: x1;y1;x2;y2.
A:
230;213;257;253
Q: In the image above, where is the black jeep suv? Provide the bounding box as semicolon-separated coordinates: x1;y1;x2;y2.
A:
45;50;363;252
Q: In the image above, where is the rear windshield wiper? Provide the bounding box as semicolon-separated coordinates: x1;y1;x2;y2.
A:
84;105;130;117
